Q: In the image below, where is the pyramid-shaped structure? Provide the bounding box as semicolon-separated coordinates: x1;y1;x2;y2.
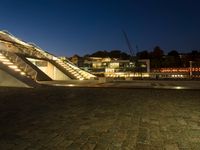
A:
0;30;96;87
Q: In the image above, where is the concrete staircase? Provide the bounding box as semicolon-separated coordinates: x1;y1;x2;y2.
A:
0;53;26;76
0;50;37;81
55;59;84;80
30;45;96;80
0;30;96;81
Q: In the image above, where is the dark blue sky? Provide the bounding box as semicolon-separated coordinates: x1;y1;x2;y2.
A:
0;0;200;56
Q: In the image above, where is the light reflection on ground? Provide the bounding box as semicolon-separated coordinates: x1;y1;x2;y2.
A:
39;80;200;90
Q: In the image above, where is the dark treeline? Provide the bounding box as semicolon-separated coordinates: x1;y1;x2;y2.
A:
85;50;130;60
136;46;200;68
84;46;200;68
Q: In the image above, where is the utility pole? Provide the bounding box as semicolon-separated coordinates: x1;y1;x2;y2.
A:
189;61;193;79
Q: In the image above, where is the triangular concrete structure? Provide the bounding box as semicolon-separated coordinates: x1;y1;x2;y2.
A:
0;30;96;87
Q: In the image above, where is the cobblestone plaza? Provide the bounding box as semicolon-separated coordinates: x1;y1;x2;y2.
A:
0;87;200;150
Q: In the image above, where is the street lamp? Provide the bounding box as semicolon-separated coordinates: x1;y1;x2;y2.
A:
189;61;192;78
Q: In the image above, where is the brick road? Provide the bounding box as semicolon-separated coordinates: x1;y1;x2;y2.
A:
0;87;200;150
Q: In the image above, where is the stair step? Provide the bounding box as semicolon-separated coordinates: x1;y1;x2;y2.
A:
2;62;13;65
56;59;93;80
0;52;32;79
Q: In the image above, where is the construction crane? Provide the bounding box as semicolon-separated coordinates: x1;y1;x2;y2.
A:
122;30;140;61
122;30;134;60
122;30;141;72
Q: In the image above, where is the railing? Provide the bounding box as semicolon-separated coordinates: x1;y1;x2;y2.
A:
13;43;47;59
0;49;37;80
55;59;84;79
28;43;55;60
57;59;96;79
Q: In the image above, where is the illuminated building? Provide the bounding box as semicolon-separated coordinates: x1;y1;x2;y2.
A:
151;67;200;79
71;56;150;78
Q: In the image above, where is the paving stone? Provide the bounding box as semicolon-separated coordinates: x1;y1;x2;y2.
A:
93;143;108;150
66;143;81;150
135;143;150;150
81;143;96;150
165;144;179;150
177;118;187;126
0;87;200;149
137;127;150;144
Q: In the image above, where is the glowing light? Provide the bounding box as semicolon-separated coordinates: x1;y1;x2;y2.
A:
14;68;21;71
2;62;13;65
20;72;26;75
0;58;9;61
9;65;18;69
174;86;184;90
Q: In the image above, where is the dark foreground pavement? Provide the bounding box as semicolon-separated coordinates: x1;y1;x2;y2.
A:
0;87;200;150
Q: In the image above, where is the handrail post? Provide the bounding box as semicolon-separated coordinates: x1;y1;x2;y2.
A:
24;64;27;72
15;56;18;62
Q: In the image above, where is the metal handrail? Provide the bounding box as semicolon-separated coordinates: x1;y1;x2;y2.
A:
56;58;97;79
0;49;37;80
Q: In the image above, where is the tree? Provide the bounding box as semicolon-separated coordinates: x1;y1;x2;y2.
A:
109;50;122;58
90;50;109;57
109;50;130;59
120;52;130;60
189;50;200;61
168;50;179;57
136;50;149;59
151;46;164;58
165;50;182;67
150;46;164;68
87;50;130;59
167;50;183;67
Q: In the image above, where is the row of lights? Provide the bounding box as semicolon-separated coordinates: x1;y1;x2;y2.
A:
66;61;95;79
156;68;200;73
57;59;84;80
0;53;26;76
106;73;150;78
171;75;185;78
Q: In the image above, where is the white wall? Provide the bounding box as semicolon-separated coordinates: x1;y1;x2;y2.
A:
27;58;71;80
41;62;70;80
35;61;70;80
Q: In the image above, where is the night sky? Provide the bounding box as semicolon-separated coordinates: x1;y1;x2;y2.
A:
0;0;200;56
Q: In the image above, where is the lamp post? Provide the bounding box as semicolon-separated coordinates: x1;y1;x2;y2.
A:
189;61;192;79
